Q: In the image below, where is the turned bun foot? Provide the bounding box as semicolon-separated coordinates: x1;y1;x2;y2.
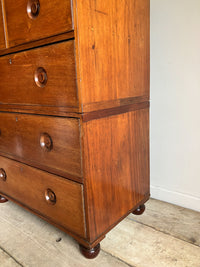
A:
79;243;100;259
0;195;8;203
132;204;145;215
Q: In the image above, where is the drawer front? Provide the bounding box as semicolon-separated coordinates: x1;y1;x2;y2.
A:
0;6;5;50
0;113;82;180
0;156;86;237
4;0;73;47
0;41;77;108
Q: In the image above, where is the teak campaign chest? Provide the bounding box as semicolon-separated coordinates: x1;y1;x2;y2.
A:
0;0;150;258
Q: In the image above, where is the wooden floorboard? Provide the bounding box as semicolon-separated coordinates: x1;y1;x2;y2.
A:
128;198;200;247
0;199;199;267
0;248;21;267
0;202;129;267
101;218;200;267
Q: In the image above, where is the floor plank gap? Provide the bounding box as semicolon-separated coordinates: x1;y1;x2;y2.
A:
101;248;135;267
0;245;24;267
127;218;200;248
1;199;200;266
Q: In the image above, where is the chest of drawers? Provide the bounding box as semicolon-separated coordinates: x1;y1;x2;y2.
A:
0;0;150;259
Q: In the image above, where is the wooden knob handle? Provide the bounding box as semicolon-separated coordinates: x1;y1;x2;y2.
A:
34;67;48;88
0;169;6;181
27;0;40;19
40;133;53;151
45;189;56;205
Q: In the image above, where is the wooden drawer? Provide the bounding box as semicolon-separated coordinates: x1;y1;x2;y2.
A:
0;113;82;181
0;156;86;237
0;41;78;109
4;0;73;48
0;6;5;50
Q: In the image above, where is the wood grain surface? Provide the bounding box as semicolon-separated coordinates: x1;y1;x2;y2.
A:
73;0;150;112
0;31;74;56
0;104;80;117
0;2;5;50
82;101;149;122
0;113;82;180
0;41;78;109
0;0;150;255
3;0;73;48
0;155;86;237
83;108;150;241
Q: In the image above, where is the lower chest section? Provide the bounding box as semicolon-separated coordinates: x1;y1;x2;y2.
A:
0;155;86;238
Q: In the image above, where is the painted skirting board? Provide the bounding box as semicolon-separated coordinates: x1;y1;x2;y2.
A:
150;185;200;212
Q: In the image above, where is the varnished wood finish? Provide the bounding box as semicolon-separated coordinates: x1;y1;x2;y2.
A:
0;195;8;203
0;113;82;180
82;96;149;114
27;0;40;20
0;156;86;237
0;99;148;119
0;0;150;258
73;0;150;112
0;104;80;117
0;31;74;56
0;168;6;181
45;189;57;205
0;41;78;109
3;0;73;48
0;4;5;50
34;67;48;88
83;108;149;241
0;188;105;248
79;243;100;259
132;204;146;215
40;133;53;152
82;101;149;122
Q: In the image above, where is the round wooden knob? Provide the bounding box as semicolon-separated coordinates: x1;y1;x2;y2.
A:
34;67;48;88
45;189;56;205
0;169;6;181
27;0;40;19
40;133;53;151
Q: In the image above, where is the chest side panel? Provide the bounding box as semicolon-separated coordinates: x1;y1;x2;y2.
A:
73;0;150;112
83;108;150;241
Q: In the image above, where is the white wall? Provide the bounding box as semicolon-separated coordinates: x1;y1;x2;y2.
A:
150;0;200;211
